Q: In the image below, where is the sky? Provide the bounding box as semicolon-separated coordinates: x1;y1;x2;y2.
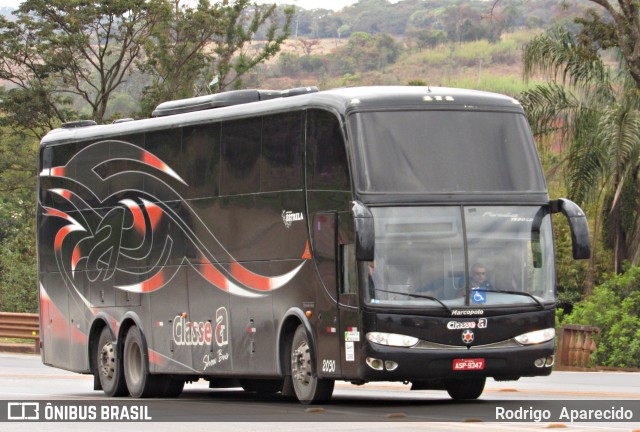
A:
0;0;360;11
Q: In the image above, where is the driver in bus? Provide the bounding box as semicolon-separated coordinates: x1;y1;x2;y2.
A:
470;263;492;289
470;262;492;304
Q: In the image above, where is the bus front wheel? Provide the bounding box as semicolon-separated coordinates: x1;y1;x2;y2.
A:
444;377;486;400
96;327;128;397
123;325;162;398
290;325;334;404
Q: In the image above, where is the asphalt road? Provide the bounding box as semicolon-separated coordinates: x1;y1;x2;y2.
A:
0;352;639;431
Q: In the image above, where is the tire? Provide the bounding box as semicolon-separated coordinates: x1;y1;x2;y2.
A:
96;327;128;397
290;325;334;404
158;376;185;398
444;377;486;400
123;325;163;398
239;379;283;394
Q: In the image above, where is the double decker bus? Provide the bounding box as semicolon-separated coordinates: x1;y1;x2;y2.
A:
37;86;590;403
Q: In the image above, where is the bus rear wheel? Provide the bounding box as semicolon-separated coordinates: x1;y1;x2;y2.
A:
290;325;334;404
123;325;163;398
96;327;128;397
444;377;486;400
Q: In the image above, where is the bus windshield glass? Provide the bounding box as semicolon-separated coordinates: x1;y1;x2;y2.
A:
366;206;555;308
350;110;545;193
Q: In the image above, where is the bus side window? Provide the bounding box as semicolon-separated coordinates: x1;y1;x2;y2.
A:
306;109;350;191
182;123;221;199
339;212;358;305
261;111;304;192
221;117;261;196
341;243;357;295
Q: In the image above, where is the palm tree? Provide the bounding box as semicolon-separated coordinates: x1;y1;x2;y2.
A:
521;28;640;293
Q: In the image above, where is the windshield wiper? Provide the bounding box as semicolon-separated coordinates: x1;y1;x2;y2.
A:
375;288;451;313
477;289;545;310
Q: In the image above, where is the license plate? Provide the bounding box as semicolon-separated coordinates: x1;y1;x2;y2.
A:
452;358;485;371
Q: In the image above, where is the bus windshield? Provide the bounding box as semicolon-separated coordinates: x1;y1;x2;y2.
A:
366;206;555;308
350;110;545;194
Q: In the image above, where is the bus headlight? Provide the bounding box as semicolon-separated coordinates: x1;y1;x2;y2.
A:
514;328;555;345
366;332;419;347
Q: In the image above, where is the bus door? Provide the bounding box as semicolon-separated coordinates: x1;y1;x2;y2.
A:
337;212;361;378
311;212;360;379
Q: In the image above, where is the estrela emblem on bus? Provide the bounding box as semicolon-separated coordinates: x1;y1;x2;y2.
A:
282;210;304;228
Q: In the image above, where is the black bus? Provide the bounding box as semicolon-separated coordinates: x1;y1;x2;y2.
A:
37;86;590;403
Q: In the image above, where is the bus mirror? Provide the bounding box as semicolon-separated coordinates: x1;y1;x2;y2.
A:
550;199;591;260
352;201;374;261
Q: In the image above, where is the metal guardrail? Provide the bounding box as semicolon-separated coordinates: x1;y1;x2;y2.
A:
557;324;600;370
0;312;40;353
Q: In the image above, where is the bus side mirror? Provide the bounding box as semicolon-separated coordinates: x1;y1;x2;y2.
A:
550;198;591;260
352;201;374;261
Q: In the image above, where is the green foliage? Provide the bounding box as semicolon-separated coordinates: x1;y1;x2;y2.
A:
139;0;293;116
521;25;640;275
443;75;535;98
332;32;402;74
0;0;167;123
0;130;38;312
208;1;293;93
563;265;640;368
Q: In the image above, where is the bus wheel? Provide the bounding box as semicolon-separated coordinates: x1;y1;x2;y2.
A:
158;376;185;398
96;327;128;397
123;325;162;398
290;325;334;404
444;377;486;400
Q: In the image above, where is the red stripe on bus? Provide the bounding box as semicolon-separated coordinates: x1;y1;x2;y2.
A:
140;271;164;293
127;202;145;235
50;166;66;177
230;261;271;291
71;245;81;271
47;208;70;220
54;225;74;251
144;201;162;231
148;349;165;367
199;256;229;291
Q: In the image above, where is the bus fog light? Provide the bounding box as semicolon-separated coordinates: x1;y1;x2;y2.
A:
534;357;546;368
384;361;398;371
366;357;384;371
515;328;555;345
545;355;555;367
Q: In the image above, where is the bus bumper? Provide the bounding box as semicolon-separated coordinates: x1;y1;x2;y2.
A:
360;340;555;382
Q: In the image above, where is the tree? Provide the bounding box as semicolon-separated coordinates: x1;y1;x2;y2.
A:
138;0;222;116
207;0;293;93
336;31;402;73
521;27;640;290
0;129;38;312
140;0;292;112
578;0;640;89
0;0;167;123
296;38;320;56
